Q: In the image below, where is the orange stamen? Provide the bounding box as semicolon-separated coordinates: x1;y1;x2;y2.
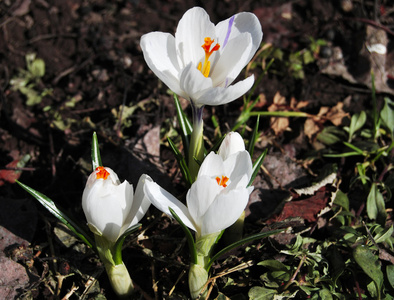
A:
96;166;110;180
198;37;220;77
216;175;229;187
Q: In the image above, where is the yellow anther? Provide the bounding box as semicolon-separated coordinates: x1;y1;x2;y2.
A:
96;166;109;180
198;37;220;77
216;175;229;187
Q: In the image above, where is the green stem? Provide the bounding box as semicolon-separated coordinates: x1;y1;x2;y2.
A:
188;105;205;181
189;263;209;299
94;234;134;298
188;232;221;299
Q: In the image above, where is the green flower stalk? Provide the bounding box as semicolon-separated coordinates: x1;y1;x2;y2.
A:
82;166;151;298
94;234;134;298
189;105;205;180
189;263;209;299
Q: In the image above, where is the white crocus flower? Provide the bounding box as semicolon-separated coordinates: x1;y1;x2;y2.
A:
144;136;253;237
141;7;262;180
140;7;263;108
82;166;151;243
218;131;246;159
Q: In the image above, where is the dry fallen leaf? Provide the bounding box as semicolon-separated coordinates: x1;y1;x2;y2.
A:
265;172;337;224
325;102;349;126
268;91;290;135
303;101;349;141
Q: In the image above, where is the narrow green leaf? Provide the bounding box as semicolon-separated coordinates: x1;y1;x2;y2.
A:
232;95;261;131
211;115;222;138
213;292;231;300
380;97;394;137
174;94;192;159
353;245;383;297
113;223;142;265
248;115;260;157
319;289;333;300
209;134;225;154
169;207;197;264
258;259;289;271
367;183;378;221
323;152;363;158
387;265;394;289
248;286;276;300
374;225;393;245
167;137;192;185
248;149;267;187
16;181;95;248
317;126;346;145
206;228;283;271
249;111;309;118
367;183;387;226
348;111;367;141
333;190;349;212
343;141;366;155
91;132;102;171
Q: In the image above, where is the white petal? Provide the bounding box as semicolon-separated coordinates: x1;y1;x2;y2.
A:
144;180;197;231
186;176;222;229
212;12;263;87
218;132;245;160
227;172;251;191
105;167;121;185
197;152;225;178
175;7;216;68
210;33;252;87
197;75;254;106
201;187;250;235
140;32;187;98
82;177;133;242
179;63;213;104
127;174;152;227
224;151;253;184
216;12;262;61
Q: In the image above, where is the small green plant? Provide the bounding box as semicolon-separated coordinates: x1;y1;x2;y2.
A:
251;38;327;80
320;76;393;227
269;73;394;299
10;53;52;106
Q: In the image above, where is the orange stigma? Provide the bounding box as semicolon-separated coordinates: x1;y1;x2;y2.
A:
96;166;109;180
197;37;220;77
216;175;229;187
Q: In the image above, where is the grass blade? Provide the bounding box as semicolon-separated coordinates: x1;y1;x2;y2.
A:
249;148;267;187
91;132;102;171
168;137;192;185
169;207;197;265
248;115;260;157
206;228;284;271
113;223;142;265
174;94;192;159
17;180;95;248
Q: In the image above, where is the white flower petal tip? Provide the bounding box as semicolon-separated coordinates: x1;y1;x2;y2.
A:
82;167;150;243
140;7;263;107
218;132;246;159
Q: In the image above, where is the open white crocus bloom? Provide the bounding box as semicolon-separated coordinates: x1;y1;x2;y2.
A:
140;7;263;108
82;167;151;243
144;132;253;237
